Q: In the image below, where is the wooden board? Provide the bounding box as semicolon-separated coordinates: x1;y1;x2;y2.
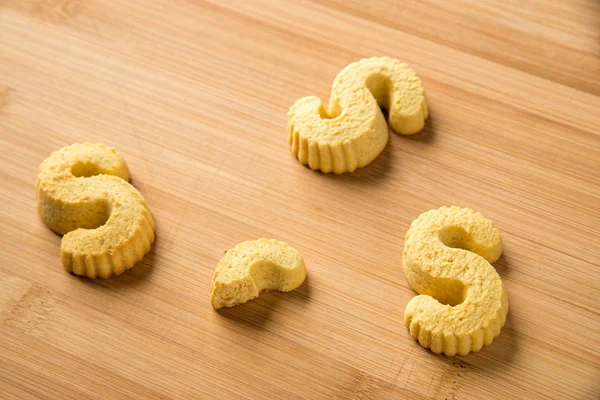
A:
1;0;599;398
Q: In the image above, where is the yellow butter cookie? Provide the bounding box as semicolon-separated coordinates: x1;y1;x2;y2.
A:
210;239;307;309
36;143;155;279
403;206;508;356
288;56;428;174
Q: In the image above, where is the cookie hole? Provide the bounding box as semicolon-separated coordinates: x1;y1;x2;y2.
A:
62;199;112;233
249;260;284;292
415;275;466;307
433;281;466;307
318;104;341;120
71;161;104;178
432;225;472;307
366;72;392;114
438;226;475;252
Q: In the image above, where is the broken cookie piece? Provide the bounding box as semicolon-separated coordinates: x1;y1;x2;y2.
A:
210;239;307;309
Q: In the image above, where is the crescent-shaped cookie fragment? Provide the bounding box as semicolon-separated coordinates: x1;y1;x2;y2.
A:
210;239;307;309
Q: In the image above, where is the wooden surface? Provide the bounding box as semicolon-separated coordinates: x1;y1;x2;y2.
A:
1;0;599;399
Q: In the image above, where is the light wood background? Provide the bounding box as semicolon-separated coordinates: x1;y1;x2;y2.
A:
1;1;599;399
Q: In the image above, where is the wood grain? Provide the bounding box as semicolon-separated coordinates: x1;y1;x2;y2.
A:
1;0;599;399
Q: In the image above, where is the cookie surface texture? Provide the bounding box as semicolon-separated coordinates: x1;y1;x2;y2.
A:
403;206;508;356
36;143;155;278
288;56;428;174
210;239;307;309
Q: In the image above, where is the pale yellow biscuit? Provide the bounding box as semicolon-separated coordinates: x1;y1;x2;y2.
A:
210;239;307;309
288;56;428;174
36;143;155;279
402;206;508;356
